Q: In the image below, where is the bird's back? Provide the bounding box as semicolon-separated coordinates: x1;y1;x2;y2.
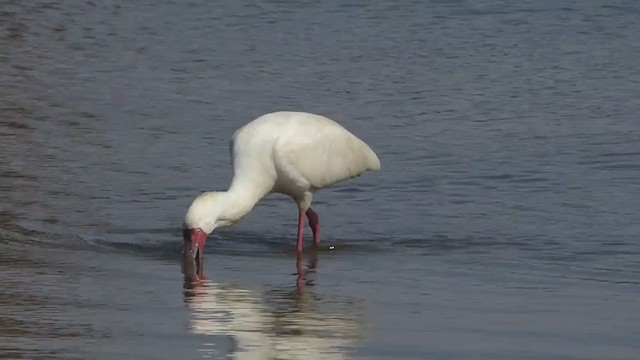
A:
230;112;380;194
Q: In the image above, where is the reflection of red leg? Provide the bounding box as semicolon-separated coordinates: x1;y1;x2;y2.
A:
296;210;305;253
308;253;318;272
306;208;320;246
296;253;304;290
296;253;319;291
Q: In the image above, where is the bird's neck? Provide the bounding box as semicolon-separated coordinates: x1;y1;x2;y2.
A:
217;176;271;226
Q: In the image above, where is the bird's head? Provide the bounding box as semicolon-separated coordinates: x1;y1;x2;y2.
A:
183;192;221;262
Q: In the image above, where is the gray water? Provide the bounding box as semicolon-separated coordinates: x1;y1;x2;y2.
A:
1;0;640;359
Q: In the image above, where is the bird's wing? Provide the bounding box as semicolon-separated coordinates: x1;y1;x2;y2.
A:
274;122;380;190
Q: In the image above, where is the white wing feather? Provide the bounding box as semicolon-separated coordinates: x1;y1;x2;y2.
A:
274;119;380;189
229;111;380;194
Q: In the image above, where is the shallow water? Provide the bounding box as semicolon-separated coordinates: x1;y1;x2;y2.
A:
2;0;640;359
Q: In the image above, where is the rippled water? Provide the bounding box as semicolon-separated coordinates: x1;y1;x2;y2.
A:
2;0;640;359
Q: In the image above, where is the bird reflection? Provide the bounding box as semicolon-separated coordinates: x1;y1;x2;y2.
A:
181;253;363;359
296;252;317;291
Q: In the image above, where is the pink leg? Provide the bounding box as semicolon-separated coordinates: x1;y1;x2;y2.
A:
306;208;320;246
296;210;305;253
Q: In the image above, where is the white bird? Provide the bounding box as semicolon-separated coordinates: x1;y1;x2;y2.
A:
182;111;381;261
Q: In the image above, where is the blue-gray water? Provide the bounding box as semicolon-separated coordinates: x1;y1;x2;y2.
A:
1;1;640;359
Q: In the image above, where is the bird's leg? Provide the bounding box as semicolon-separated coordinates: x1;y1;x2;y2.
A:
296;210;305;253
306;208;320;246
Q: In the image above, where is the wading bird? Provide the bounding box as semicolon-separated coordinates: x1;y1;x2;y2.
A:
183;111;380;264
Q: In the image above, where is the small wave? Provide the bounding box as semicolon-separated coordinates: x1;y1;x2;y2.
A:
0;223;91;251
91;238;182;260
104;227;181;236
89;227;383;261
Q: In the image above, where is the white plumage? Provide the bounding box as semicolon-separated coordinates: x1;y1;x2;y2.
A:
230;111;380;207
183;111;380;255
